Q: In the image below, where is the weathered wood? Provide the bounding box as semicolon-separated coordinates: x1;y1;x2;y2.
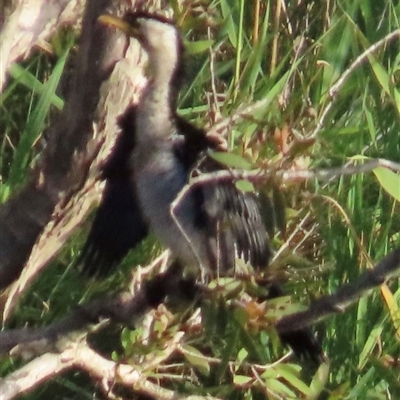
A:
0;0;84;93
0;0;148;317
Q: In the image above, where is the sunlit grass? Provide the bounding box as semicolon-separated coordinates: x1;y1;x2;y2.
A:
1;0;399;398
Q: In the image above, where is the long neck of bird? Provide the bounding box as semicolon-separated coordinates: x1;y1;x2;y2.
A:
135;42;181;147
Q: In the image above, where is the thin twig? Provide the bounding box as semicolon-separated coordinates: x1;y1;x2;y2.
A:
172;158;400;218
206;29;400;140
276;247;400;333
311;28;400;138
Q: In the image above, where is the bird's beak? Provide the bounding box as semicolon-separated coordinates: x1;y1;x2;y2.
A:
98;15;139;38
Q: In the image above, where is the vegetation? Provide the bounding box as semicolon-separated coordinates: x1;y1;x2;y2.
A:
1;0;399;399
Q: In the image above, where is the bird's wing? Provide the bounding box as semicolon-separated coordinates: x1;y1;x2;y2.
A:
195;162;271;272
77;106;148;276
173;117;271;272
77;176;148;276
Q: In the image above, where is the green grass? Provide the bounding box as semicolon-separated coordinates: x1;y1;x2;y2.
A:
1;0;400;399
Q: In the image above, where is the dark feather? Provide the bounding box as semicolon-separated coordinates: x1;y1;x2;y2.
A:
77;107;148;276
172;123;271;272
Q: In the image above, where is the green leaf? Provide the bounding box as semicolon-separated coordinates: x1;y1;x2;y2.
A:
185;39;214;55
181;344;211;376
233;375;253;385
220;0;237;47
256;68;290;105
364;106;376;142
238;5;271;95
235;179;254;192
236;348;248;365
358;323;384;370
209;151;254;170
274;364;310;396
264;377;297;398
337;126;363;135
8;63;64;110
309;362;330;399
372;168;400;202
236;318;269;364
215;323;239;382
0;183;11;203
367;54;400;115
8;48;70;187
346;367;375;399
287;138;315;157
369;357;400;391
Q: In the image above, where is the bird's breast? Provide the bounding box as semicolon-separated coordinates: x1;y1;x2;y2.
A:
132;147;209;273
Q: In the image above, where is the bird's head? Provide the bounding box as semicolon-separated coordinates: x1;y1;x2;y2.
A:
99;12;183;79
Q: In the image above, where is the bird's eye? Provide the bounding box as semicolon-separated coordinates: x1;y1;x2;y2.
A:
123;12;141;29
130;19;141;29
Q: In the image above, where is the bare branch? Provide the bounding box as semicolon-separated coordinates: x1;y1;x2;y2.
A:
171;158;400;221
276;246;400;334
0;261;183;355
0;260;217;400
0;337;221;400
1;244;398;398
0;351;74;400
3;246;399;361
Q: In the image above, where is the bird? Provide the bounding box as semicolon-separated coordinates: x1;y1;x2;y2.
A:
78;11;324;363
97;12;271;279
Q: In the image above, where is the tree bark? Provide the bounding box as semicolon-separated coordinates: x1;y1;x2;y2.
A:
0;0;84;93
0;0;148;318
